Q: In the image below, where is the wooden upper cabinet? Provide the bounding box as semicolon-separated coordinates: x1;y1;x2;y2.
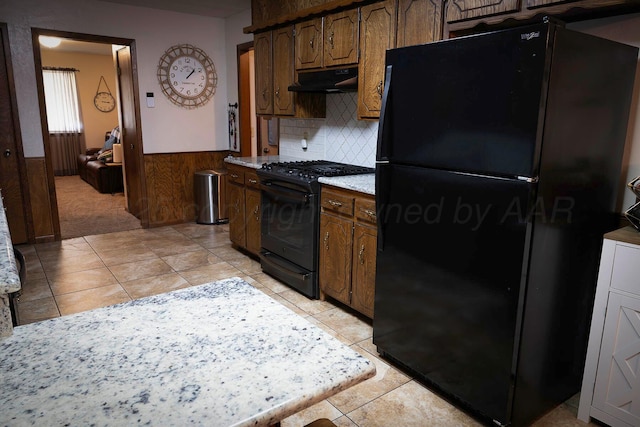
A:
254;31;273;115
446;0;520;22
397;0;444;48
358;0;396;120
295;18;323;70
323;9;360;68
273;26;295;116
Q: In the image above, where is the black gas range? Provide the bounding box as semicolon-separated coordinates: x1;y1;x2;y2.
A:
257;160;374;193
257;160;374;299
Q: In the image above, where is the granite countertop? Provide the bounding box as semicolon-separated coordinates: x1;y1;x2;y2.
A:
224;155;305;169
225;156;377;196
0;192;20;339
319;174;376;196
0;194;20;295
0;277;375;426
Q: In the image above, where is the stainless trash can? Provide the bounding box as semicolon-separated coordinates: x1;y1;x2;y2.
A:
194;169;228;224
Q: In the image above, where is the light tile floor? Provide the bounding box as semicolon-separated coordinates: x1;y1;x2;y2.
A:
15;223;597;427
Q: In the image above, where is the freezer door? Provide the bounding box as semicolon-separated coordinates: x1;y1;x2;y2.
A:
378;22;550;178
374;164;534;424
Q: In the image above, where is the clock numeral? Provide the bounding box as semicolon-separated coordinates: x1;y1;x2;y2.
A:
172;65;178;71
170;73;175;78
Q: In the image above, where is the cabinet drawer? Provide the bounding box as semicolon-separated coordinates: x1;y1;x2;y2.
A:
245;170;260;189
611;244;640;296
228;169;245;185
321;190;354;216
355;197;377;225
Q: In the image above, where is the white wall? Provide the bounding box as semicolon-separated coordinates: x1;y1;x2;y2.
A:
0;0;251;157
225;9;253;111
568;13;640;211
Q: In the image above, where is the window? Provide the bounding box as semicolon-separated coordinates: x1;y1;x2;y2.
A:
42;68;82;133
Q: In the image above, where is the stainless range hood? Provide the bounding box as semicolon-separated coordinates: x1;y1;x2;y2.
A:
288;67;358;93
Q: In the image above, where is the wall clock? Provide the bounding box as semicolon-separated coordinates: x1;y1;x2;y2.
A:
94;76;116;113
157;44;217;109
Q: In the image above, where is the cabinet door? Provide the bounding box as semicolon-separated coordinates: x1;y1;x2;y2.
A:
358;0;396;119
273;26;295;116
324;9;359;68
254;31;273;115
228;182;246;248
319;213;352;305
397;0;443;48
592;291;640;426
351;224;376;319
245;187;262;256
295;18;323;70
446;0;520;23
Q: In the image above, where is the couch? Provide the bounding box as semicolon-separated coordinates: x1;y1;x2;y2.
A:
77;128;124;194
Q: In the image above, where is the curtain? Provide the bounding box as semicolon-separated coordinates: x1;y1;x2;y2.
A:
49;132;85;176
42;68;84;176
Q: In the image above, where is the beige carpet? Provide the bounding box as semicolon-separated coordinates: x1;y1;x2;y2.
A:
55;175;142;239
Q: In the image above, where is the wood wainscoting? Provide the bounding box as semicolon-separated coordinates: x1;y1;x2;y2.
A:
143;151;229;227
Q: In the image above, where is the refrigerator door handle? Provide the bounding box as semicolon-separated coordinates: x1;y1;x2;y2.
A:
376;65;393;161
517;176;539;183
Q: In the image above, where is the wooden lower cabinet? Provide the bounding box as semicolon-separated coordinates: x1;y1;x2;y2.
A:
245;187;261;255
319;186;376;318
227;164;261;257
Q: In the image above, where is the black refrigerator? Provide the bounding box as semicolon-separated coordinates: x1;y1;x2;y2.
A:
373;20;638;427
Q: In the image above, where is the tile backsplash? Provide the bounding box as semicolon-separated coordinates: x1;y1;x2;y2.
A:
278;93;378;167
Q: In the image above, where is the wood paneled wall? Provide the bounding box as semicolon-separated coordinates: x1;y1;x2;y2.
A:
25;157;56;243
143;151;229;227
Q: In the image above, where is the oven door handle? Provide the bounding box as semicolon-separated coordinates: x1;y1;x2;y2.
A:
261;183;310;205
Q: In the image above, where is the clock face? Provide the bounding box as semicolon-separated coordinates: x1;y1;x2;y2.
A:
157;44;217;109
169;56;207;98
94;91;115;112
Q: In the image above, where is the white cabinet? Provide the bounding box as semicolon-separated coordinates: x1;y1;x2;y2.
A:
579;227;640;426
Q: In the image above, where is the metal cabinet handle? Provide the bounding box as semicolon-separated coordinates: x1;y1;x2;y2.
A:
231;173;239;179
376;80;383;98
329;31;334;49
253;205;259;220
248;178;258;184
309;37;314;49
3;149;10;158
328;200;342;207
359;244;365;264
275;88;280;99
362;209;376;220
324;231;329;250
262;88;267;100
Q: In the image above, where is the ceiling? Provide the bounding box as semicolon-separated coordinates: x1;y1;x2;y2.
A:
96;0;252;18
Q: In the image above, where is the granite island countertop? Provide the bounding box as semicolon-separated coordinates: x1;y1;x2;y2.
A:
0;277;375;426
0;192;20;338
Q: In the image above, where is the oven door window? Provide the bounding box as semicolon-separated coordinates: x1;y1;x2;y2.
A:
261;183;318;271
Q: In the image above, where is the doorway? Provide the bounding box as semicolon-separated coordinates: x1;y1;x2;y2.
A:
32;29;146;239
237;41;279;157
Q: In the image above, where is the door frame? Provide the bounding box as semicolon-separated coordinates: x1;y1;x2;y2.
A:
237;41;253;158
0;22;32;243
31;28;147;239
